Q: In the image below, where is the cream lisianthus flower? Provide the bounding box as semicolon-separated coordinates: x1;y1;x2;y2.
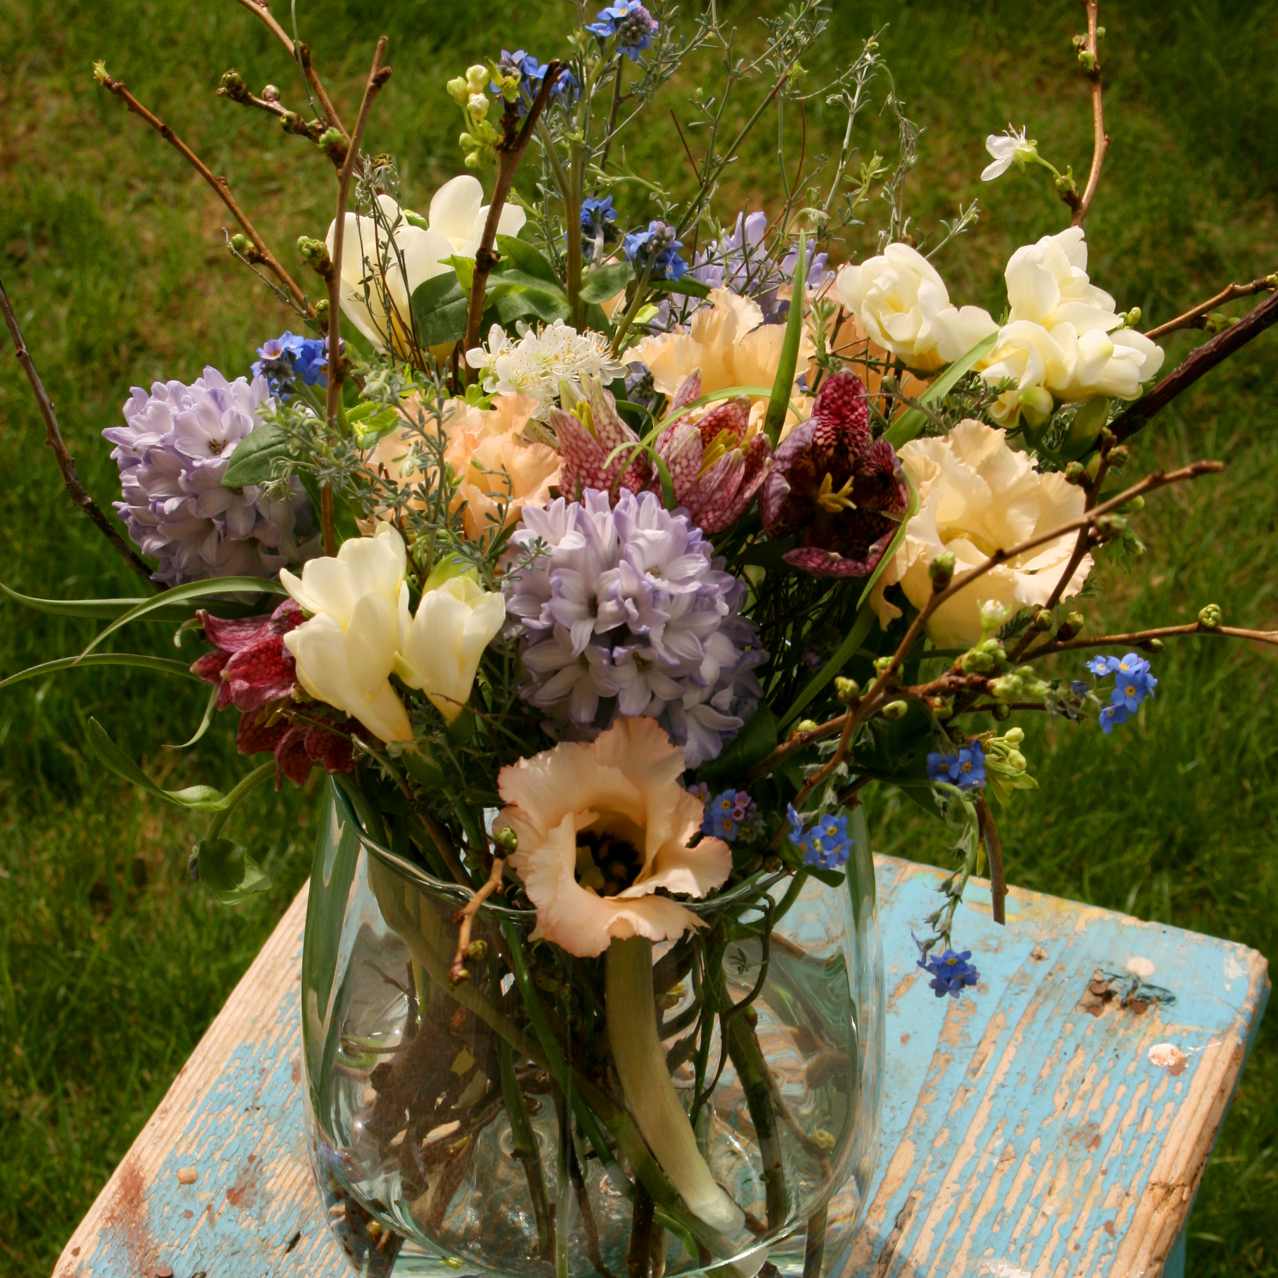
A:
373;394;560;541
834;244;997;372
397;573;506;723
871;420;1092;647
326;195;454;355
281;523;413;743
424;174;526;258
629;287;814;404
496;716;732;959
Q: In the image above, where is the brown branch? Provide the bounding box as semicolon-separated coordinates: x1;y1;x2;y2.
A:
1027;619;1278;659
216;72;343;165
1110;289;1278;443
230;0;349;143
0;277;154;585
450;853;506;983
1144;273;1277;340
95;66;312;318
1070;0;1108;227
463;63;565;357
976;798;1007;926
323;37;392;554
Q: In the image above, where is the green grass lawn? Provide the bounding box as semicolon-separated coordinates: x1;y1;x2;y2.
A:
1;0;1275;1273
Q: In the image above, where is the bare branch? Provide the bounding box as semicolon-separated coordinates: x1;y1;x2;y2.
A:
1028;619;1278;658
1144;273;1277;340
450;853;507;984
1070;0;1108;227
0;278;154;586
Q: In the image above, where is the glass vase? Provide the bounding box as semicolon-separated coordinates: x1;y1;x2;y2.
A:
301;783;883;1277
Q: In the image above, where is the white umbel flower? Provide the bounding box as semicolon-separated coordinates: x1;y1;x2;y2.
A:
465;320;626;417
981;125;1037;181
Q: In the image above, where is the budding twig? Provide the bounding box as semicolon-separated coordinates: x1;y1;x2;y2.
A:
95;65;312;318
450;853;507;984
1144;272;1278;340
1070;0;1108;226
1027;619;1278;659
324;36;392;554
0;277;154;586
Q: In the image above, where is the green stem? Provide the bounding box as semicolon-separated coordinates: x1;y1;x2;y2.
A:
724;1014;791;1231
498;1040;555;1261
608;266;654;355
802;1203;827;1278
565;142;585;330
606;937;745;1236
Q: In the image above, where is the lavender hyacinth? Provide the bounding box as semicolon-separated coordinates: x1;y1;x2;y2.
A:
104;367;317;587
503;488;764;766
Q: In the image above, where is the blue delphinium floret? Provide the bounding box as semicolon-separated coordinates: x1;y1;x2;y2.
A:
623;220;688;282
103;367;317;586
786;806;854;870
581;195;619;261
586;2;660;60
918;946;980;999
927;739;986;791
1085;651;1157;733
502;488;765;766
252;331;328;398
700;788;759;843
498;50;579;110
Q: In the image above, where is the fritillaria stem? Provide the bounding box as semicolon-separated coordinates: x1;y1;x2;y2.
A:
497;1040;555;1260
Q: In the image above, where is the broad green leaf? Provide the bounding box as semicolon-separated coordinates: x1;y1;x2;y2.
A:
0;582;194;621
698;705;779;784
221;422;292;488
78;576;285;660
763;233;807;446
650;276;711;300
440;254;476;293
1;652;201;691
495;234;559;283
410;271;469;348
581;261;634;304
347;400;403;449
491;282;571;325
190;838;271;903
884;331;999;448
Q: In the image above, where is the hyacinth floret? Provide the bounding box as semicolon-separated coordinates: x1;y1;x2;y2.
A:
624;220;688;282
502;488;765;766
586;2;660;60
103;367;317;586
251;331;328;397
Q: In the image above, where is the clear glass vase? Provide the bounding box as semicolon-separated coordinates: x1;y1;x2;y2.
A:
302;784;883;1277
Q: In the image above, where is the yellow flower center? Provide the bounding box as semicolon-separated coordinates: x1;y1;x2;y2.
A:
816;472;858;514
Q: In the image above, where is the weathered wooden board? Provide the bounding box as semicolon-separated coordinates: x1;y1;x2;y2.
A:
55;857;1268;1278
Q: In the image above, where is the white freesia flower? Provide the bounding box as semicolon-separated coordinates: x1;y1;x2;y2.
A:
979;228;1164;414
981;124;1037;181
327;194;453;354
281;523;413;743
397;574;506;724
425;174;526;257
834;243;997;372
465;320;626;417
871;420;1092;648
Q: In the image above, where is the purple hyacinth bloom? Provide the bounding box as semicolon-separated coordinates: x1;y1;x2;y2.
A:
103;367;318;587
586;1;660;60
502;488;764;766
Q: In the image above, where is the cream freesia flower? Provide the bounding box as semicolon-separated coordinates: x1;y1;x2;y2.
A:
834;244;997;372
373;393;560;541
397;573;506;723
424;174;526;258
871;420;1092;647
281;523;413;742
496;716;732;959
629;287;814;402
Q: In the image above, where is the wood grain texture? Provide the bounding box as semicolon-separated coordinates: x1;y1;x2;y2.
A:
56;856;1269;1278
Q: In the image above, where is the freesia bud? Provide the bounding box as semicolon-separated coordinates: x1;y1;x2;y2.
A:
1019;385;1054;428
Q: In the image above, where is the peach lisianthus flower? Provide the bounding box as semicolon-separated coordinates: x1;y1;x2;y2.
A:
372;394;560;541
870;419;1091;648
496;717;732;958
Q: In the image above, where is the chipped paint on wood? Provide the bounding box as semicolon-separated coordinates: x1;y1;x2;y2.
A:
56;857;1268;1278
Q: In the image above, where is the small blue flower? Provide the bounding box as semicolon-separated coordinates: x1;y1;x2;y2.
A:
1099;701;1133;734
702;788;757;843
1086;654;1119;677
252;331;328;398
497;50;579;111
1070;679;1090;695
1085;652;1157;732
926;739;986;791
786;806;853;871
623;219;688;281
917;947;980;999
586;1;660;60
581;195;618;235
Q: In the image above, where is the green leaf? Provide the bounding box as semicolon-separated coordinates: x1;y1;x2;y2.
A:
650;277;711;300
491;279;571;324
410;270;469;348
763;233;807;446
347;400;403;449
221;422;292;488
165;684;221;750
698;705;778;784
189;838;271;903
78;575;285;660
495;234;559;283
440;254;476;293
884;331;999;448
1;652;202;691
581;261;634;304
0;582;194;621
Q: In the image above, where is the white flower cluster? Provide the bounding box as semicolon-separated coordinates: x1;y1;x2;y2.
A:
465;320;626;417
833;228;1163;423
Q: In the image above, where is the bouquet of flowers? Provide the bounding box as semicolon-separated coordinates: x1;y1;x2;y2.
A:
4;1;1276;1274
